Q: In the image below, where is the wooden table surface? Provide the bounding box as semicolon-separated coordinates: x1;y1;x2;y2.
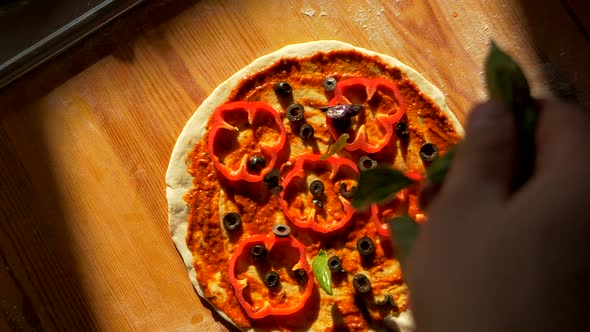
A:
1;0;589;330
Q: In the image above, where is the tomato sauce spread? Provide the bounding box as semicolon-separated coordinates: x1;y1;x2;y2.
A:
184;49;461;331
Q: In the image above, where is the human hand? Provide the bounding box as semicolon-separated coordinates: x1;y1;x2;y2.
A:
408;101;590;332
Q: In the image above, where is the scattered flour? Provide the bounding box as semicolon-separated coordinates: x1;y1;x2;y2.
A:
300;8;316;17
349;3;392;43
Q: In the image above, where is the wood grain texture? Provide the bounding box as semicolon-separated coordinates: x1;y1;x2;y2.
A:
0;0;588;330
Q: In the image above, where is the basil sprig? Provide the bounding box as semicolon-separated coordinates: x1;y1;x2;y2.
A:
312;249;333;295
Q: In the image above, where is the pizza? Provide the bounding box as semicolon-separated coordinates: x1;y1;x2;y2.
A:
166;40;463;331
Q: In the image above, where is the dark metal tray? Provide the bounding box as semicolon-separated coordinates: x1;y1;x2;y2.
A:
0;0;144;89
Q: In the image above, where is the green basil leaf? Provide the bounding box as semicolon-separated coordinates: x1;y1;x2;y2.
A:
352;165;415;211
388;215;419;265
320;133;350;160
485;40;539;187
427;144;459;184
485;41;531;109
312;250;333;295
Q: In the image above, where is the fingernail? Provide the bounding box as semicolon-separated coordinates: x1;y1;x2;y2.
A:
468;102;510;130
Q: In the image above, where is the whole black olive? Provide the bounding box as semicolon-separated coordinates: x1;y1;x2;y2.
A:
264;271;280;288
420;143;439;162
309;179;325;198
293;268;308;284
352;273;371;293
274;81;292;97
286;103;305;122
299;123;315;139
339;182;357;198
358;156;377;172
395;122;410;139
272;224;291;237
322;77;337;92
250;244;267;261
356;236;375;256
248;155;266;172
327;255;342;272
222;212;241;231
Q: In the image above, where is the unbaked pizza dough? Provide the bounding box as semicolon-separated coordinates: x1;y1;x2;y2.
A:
166;40;463;331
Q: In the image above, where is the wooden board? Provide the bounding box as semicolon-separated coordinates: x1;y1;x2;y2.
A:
1;0;589;330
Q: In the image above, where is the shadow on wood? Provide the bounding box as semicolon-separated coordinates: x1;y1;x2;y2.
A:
0;121;95;329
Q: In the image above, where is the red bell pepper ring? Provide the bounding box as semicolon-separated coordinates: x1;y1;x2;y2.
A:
227;233;313;319
280;154;359;233
326;78;406;153
371;171;424;236
207;101;287;182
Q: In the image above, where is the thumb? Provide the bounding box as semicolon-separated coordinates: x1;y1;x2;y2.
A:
443;102;516;202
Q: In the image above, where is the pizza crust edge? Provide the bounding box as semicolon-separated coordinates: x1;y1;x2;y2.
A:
165;40;463;331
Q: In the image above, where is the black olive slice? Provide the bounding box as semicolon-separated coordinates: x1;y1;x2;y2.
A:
222;212;241;231
248;155;266;172
358;156;377;172
309;179;325;198
395;122;410;139
312;198;324;208
352;273;371;293
264;271;280;288
356;236;375;256
273;81;292;97
327;255;342;272
339;182;357;198
420;143;439;162
322;77;337;92
299;123;315;139
272;224;291;237
286;103;305;122
293;268;308;284
250;244;267;261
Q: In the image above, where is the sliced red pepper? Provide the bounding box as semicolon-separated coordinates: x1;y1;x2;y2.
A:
327;78;406;153
280;154;359;233
371;171;425;236
228;233;314;319
405;171;427;223
207;101;287;182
